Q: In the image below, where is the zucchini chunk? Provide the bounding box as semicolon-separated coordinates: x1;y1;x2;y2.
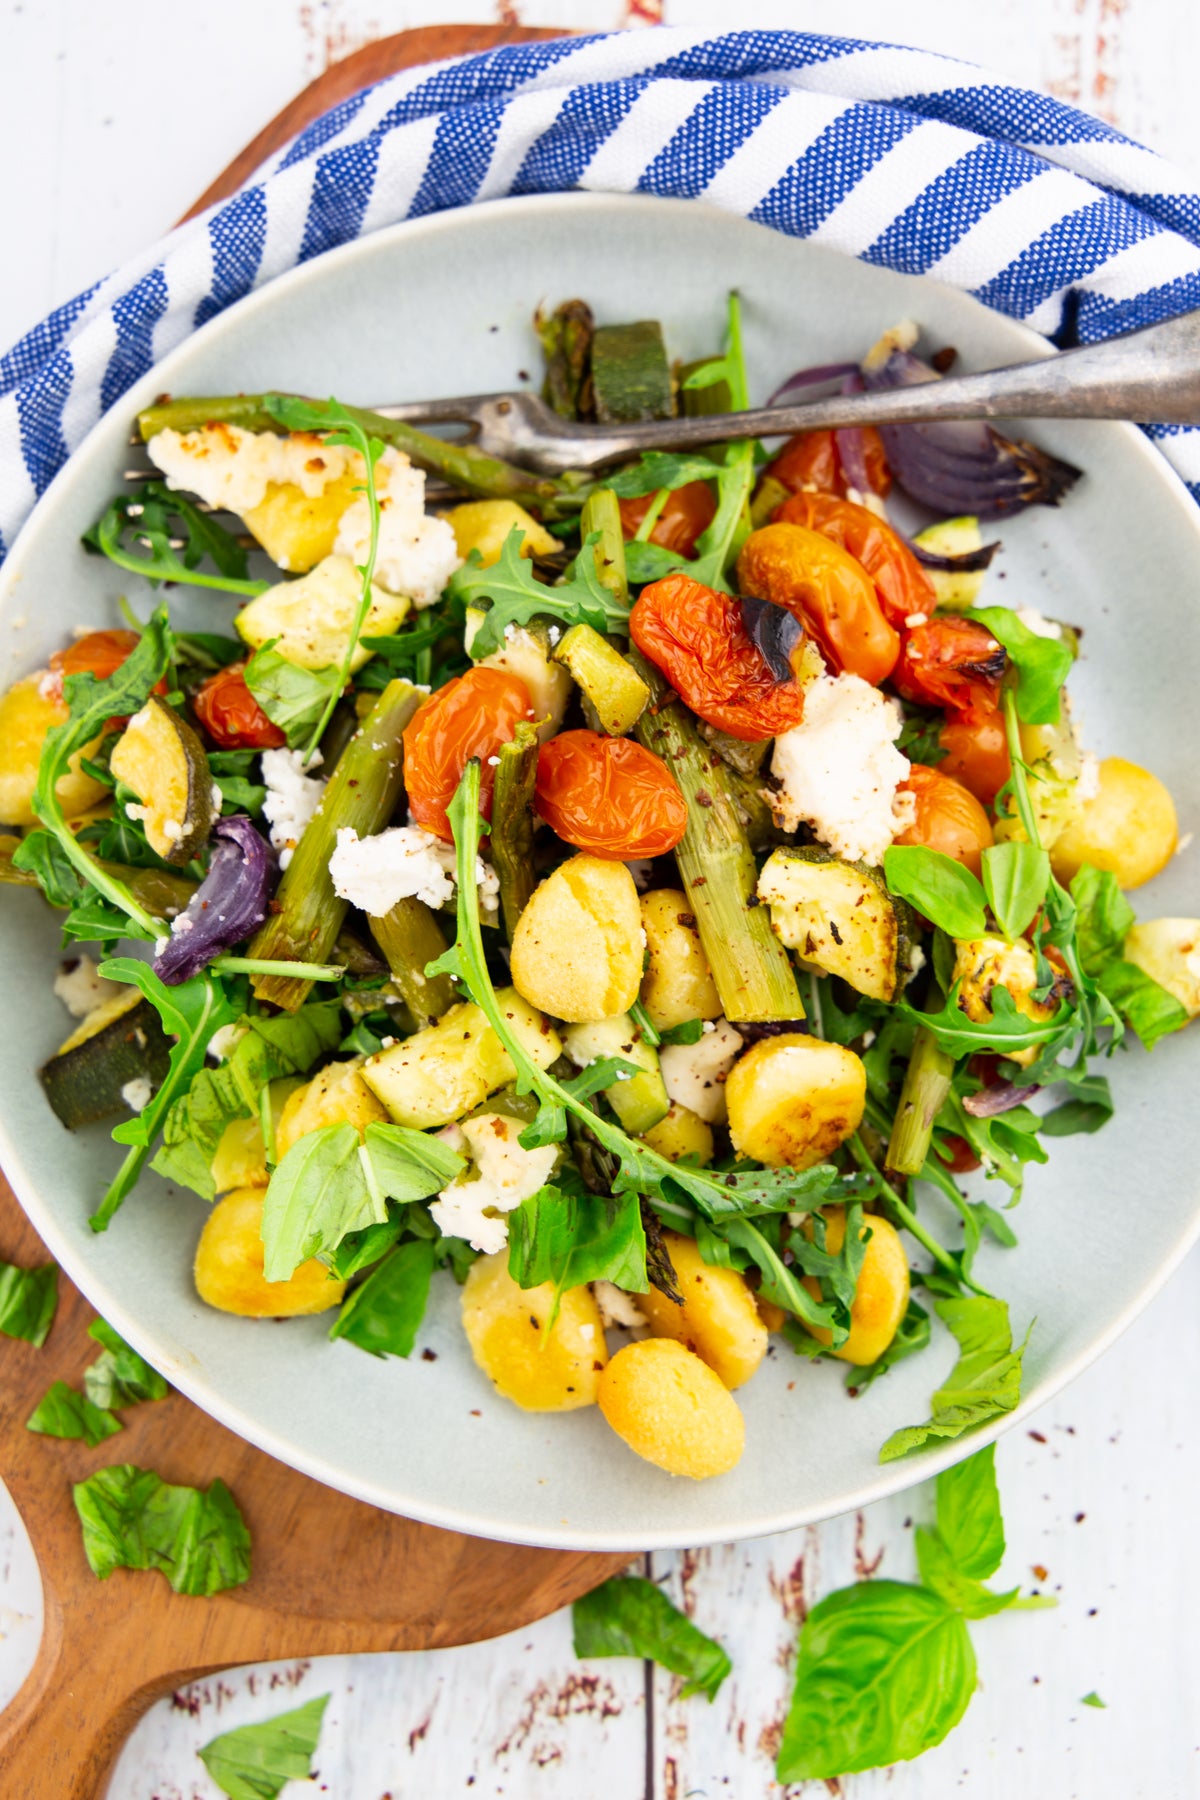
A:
757;847;907;1003
1124;918;1200;1019
362;988;561;1129
563;1013;670;1135
109;695;214;864
591;321;674;424
552;624;650;737
40;989;172;1129
911;517;987;609
236;554;410;672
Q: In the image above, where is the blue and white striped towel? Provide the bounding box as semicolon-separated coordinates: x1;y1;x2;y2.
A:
5;25;1200;562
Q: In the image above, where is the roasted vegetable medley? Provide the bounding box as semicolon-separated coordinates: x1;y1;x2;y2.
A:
5;296;1196;1480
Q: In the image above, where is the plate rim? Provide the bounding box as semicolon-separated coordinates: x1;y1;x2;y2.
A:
4;189;1200;1551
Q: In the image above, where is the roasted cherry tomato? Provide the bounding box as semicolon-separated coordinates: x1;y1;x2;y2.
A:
938;702;1011;806
736;522;900;688
535;730;688;858
630;571;808;743
763;427;892;499
46;628;166;725
193;662;287;751
403;666;532;841
937;1134;982;1174
618;481;716;558
773;492;934;629
893;616;1007;713
892;763;994;876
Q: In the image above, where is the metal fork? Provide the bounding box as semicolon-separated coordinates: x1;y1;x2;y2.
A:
365;307;1200;476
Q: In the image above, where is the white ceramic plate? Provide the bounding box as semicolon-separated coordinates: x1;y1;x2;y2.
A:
3;194;1199;1551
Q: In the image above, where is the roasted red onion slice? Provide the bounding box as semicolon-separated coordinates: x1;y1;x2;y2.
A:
153;815;274;984
833;370;876;497
766;361;858;408
861;349;1081;518
962;1081;1040;1118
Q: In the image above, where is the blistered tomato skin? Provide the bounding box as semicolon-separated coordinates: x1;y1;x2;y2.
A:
45;628;166;724
534;730;688;858
193;663;287;750
629;571;808;743
403;666;532;842
764;427;892;499
938;702;1012;806
894;616;1006;713
893;762;994;876
773;492;934;629
618;481;715;557
736;522;900;688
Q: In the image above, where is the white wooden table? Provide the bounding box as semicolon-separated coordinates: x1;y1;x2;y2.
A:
2;4;1198;1794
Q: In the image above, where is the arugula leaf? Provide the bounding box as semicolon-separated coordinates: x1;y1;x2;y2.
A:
261;1121;462;1280
971;606;1074;724
880;1296;1030;1462
508;1174;646;1296
214;774;266;816
787;1203;870;1344
935;1082;1047;1199
884;846;988;940
623;540;690;585
681;294;756;591
329;1238;434;1358
573;1575;731;1701
657;1017;706;1047
897;979;1071;1058
93;960;239;1231
10;829;90;907
29;608;175;940
845;1296;930;1396
153;1002;344;1198
1096;958;1188;1049
604;451;722;499
0;1260;58;1345
84;1318;170;1410
198;1695;331;1800
1039;1071;1113;1136
73;1464;251;1594
27;1379;121;1446
981;840;1050;941
1069;864;1187;1048
244;643;341;750
84;481;266;597
897;708;948;767
453;526;630;660
176;631;246;674
776;1580;976;1779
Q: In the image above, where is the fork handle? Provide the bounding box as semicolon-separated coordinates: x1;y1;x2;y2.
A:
483;308;1200;474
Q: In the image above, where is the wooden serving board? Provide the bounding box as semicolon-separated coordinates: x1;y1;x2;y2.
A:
0;22;635;1800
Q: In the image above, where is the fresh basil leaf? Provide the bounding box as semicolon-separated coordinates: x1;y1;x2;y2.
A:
981;841;1050;941
455;526;631;660
27;1379;121;1446
329;1214;408;1280
93;961;240;1231
84;1318;170;1409
972;606;1074;724
1070;864;1135;971
604;452;720;499
623;540;690;585
72;1464;251;1594
573;1575;731;1701
244;644;340;750
776;1580;976;1779
914;1524;1020;1619
1040;1072;1114;1136
657;1017;706;1047
897;708;948;767
363;1121;464;1199
215;774;267;816
884;846;987;940
198;1694;330;1800
0;1260;58;1345
330;1238;434;1358
1095;957;1188;1050
508;1180;646;1295
879;1296;1030;1463
845;1297;930;1396
260;1123;376;1281
176;631;246;673
935;1443;1005;1579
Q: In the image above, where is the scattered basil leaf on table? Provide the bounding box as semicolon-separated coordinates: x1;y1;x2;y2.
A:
572;1575;731;1701
84;1318;170;1409
73;1464;251;1595
329;1238;434;1358
0;1260;58;1345
883;845;988;940
198;1693;330;1800
879;1296;1030;1463
913;1525;1021;1620
26;1380;121;1447
1081;1691;1107;1709
971;606;1074;724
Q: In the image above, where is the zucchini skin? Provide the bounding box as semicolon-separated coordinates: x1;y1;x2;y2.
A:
591;322;674;424
757;846;911;1004
40;993;172;1130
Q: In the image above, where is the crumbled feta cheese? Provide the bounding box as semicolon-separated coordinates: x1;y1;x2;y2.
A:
905;612;928;629
1076;751;1101;802
1015;606;1063;641
121;1076;153;1114
260;748;326;870
429;1112;558;1254
161;819;183;842
768;673;911;865
125;801;149;823
334;447;461;607
905;944;927;986
659;1018;744;1124
593;1281;647;1330
53;955;122;1019
329;824;497;915
1176;832;1194;858
208;1023;246;1063
146;424;355;518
